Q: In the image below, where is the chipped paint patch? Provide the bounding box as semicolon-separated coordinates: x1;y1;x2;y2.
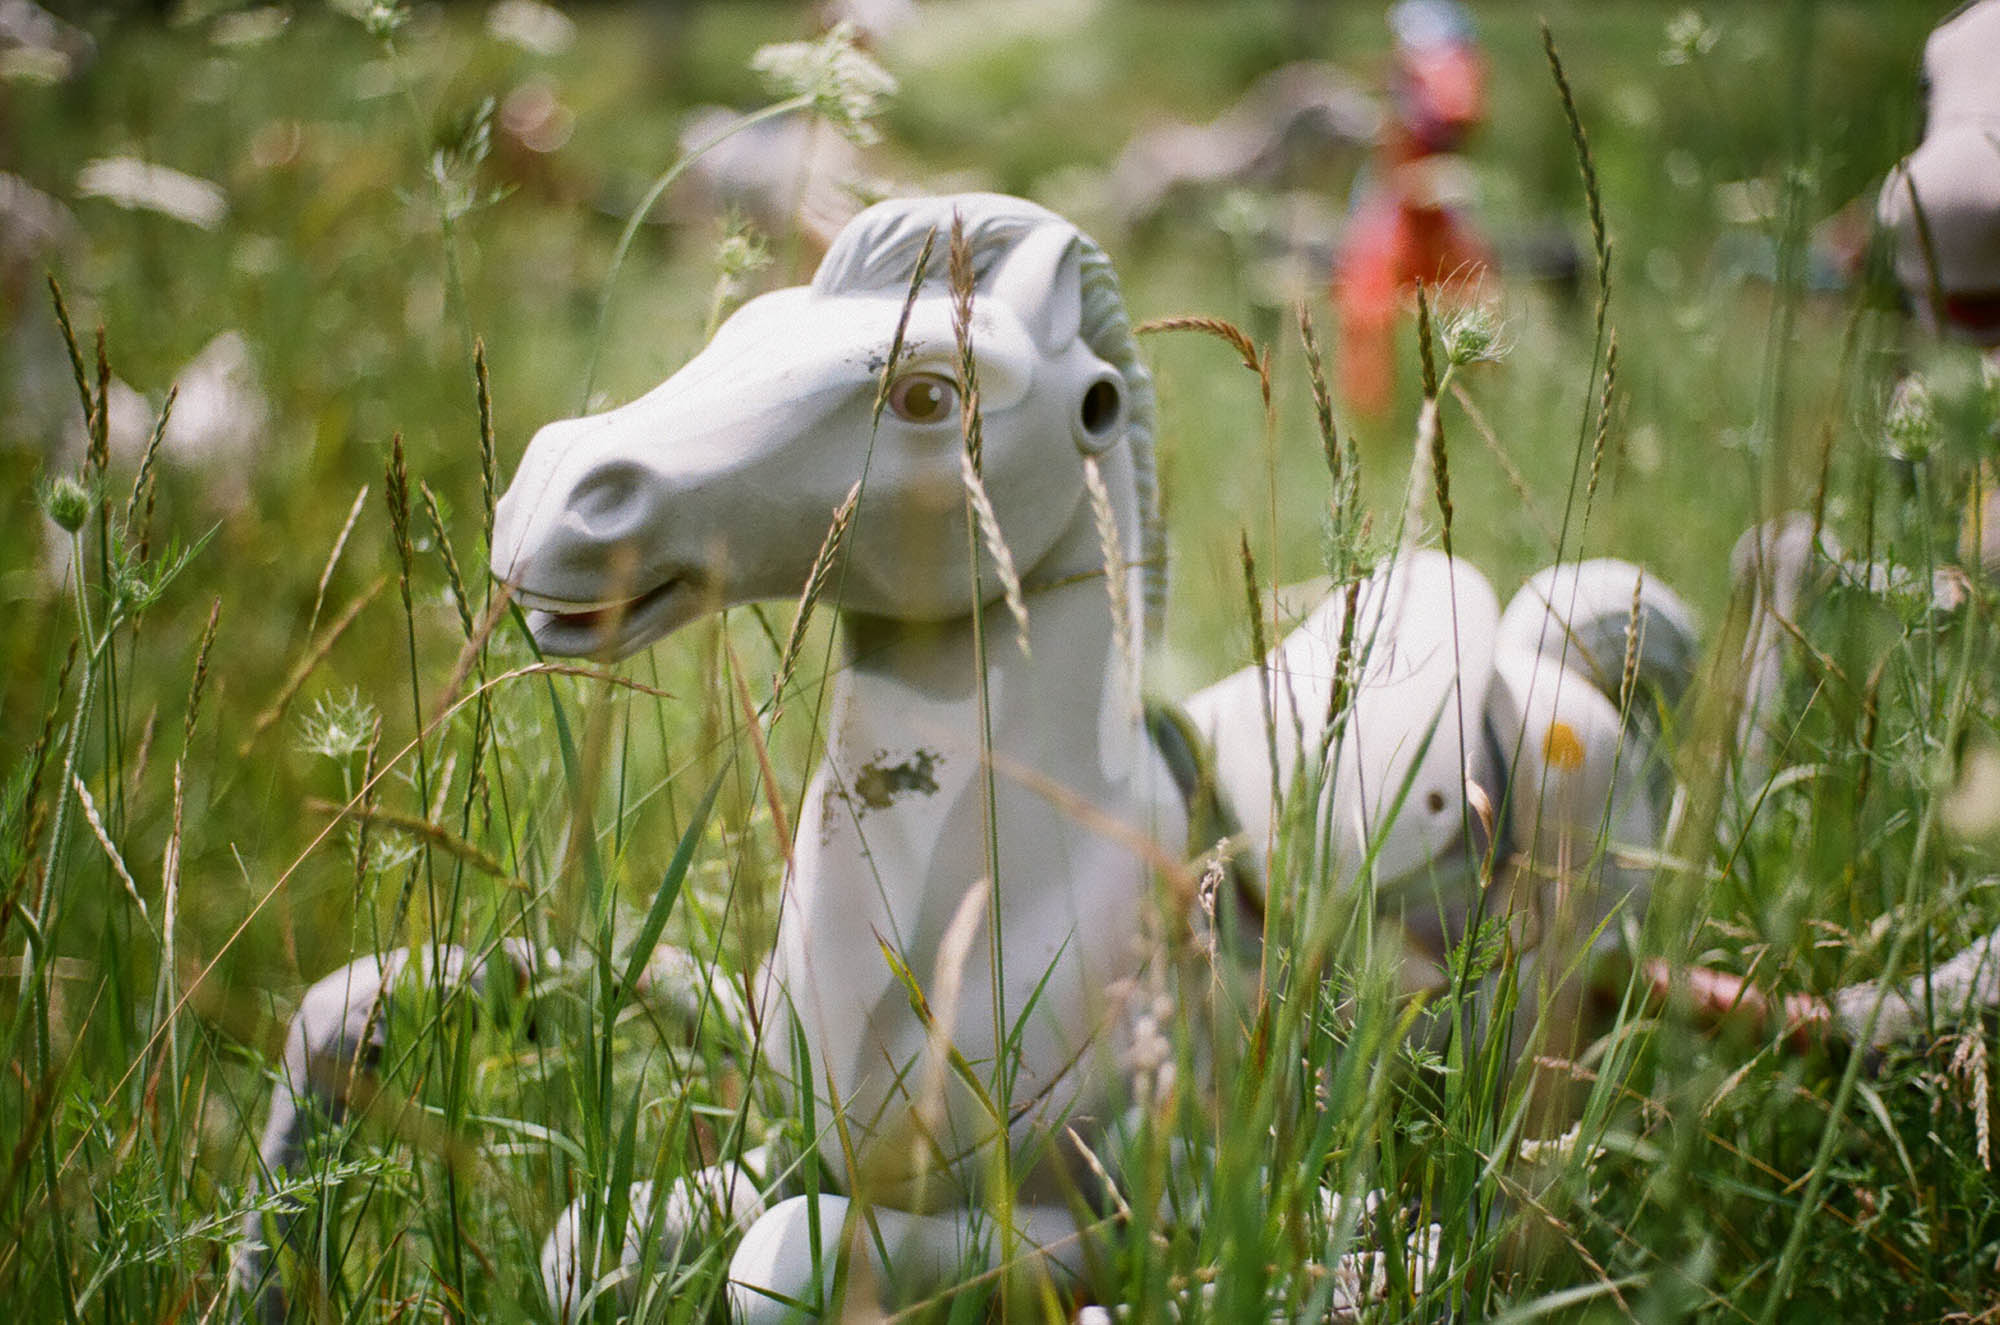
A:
853;748;943;811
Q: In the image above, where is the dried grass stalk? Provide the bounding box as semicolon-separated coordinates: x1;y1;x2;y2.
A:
244;575;390;752
1135;314;1272;415
1083;455;1136;713
125;385;177;538
1241;531;1280;808
45;276;92;428
384;433;415;621
774;481;861;711
961;452;1030;657
474;339;498;551
420;480;476;641
873;225;937;426
1298;304;1340;484
1586;333;1619;511
1616;567;1643;718
72;774;145;918
948;211;985;474
1950;1028;1992;1172
1542;20;1611;346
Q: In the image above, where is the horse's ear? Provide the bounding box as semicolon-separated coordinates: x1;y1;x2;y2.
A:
986;224;1083;355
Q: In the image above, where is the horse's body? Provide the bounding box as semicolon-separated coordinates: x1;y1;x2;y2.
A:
488;192;1692;1319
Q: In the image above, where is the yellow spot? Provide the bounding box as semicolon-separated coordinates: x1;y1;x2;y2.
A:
1542;721;1587;771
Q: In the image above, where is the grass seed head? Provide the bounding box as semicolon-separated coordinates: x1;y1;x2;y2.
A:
960;451;1029;656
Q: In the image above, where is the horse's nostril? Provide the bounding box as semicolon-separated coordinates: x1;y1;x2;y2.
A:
570;461;652;533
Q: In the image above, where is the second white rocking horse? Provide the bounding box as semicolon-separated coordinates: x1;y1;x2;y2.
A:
488;192;1695;1320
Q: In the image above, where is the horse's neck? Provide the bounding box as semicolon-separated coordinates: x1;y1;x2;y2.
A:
827;476;1153;845
789;535;1167;1003
832;570;1147;825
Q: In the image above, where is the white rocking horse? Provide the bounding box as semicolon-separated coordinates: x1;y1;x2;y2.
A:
235;188;2000;1321
485;191;1697;1320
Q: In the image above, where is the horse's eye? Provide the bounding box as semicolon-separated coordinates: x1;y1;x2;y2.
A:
888;373;959;425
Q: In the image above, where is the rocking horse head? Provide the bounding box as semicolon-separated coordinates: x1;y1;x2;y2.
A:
491;194;1164;656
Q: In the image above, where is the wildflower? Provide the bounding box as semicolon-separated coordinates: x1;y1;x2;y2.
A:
41;473;90;533
360;0;407;39
1437;299;1508;368
751;22;898;146
1885;374;1937;461
715;225;772;287
1661;9;1718;67
297;689;380;762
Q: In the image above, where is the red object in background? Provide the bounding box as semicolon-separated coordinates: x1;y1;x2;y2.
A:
1331;2;1493;417
1391;29;1485;156
1334;171;1492;417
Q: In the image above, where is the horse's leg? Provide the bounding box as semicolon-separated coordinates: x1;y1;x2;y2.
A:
1732;513;1967;777
727;1196;1095;1324
1486;557;1698;943
1639;919;2000;1055
540;1148;772;1322
1484;561;1695;1113
232;945;525;1322
1730;514;1830;777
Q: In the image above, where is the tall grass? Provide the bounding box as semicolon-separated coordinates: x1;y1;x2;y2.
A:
3;3;1996;1321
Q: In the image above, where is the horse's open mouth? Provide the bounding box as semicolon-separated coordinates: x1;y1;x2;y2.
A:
509;577;694;658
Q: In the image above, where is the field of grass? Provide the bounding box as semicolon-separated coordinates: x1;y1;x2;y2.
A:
3;0;1998;1320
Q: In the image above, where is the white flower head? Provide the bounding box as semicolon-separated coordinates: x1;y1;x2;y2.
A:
1885;374;1938;460
751;22;898;147
1661;9;1719;67
297;688;380;762
1437;297;1510;369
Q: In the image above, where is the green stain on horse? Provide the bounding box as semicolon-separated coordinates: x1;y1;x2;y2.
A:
853;748;943;811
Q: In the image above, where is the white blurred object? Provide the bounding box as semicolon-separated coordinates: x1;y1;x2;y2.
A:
541;1155;769;1323
0;170;78;289
1875;0;2000;342
0;0;91;83
1111;62;1380;226
819;0;918;45
33;332;268;587
882;0;1096;67
675;105;873;255
1831;920;2000;1047
1731;513;1971;780
75;157;228;230
500;78;576;155
163;330;269;468
485;0;575;57
209;6;289;49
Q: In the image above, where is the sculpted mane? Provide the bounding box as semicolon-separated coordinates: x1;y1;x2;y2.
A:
813;193;1167;638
